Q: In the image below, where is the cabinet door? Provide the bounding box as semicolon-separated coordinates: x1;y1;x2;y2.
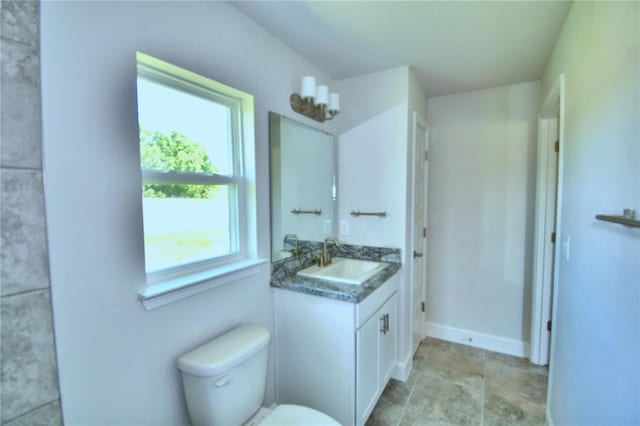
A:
380;293;397;385
274;289;356;426
356;310;383;426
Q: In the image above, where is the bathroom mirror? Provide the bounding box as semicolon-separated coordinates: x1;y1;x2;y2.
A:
269;112;336;262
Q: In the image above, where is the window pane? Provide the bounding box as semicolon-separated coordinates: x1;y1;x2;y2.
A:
141;185;234;273
137;78;233;175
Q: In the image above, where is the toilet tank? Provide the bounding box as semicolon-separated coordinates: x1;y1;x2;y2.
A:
178;324;270;426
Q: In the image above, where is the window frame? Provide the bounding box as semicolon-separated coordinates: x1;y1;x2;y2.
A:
136;52;262;309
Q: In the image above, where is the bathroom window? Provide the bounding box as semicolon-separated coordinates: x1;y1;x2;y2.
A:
136;52;260;306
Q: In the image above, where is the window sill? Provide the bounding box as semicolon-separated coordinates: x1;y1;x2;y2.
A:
138;258;268;310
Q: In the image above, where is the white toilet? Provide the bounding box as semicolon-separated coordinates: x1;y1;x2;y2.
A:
178;324;341;426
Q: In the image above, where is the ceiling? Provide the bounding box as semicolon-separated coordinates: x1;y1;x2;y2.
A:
231;1;572;97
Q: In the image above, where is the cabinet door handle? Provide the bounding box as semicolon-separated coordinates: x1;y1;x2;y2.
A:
380;315;386;334
384;313;389;333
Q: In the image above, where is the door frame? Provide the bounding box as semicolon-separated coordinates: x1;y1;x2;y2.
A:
530;74;565;366
409;111;429;355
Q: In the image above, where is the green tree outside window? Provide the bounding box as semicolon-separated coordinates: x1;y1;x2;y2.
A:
140;126;218;199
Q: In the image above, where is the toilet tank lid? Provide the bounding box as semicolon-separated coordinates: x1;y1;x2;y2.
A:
178;324;270;377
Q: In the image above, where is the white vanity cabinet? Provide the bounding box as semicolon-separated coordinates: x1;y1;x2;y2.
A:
273;272;398;426
356;292;397;425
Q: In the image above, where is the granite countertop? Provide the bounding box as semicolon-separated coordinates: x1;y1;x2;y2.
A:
271;259;401;304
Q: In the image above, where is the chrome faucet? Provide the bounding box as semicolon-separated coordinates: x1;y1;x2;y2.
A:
322;237;341;266
283;234;301;256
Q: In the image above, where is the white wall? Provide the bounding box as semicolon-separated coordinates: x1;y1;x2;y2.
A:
335;66;428;376
426;81;540;355
338;101;408;240
336;68;409;251
541;2;640;424
40;2;336;424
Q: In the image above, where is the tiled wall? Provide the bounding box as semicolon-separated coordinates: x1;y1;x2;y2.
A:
1;1;62;424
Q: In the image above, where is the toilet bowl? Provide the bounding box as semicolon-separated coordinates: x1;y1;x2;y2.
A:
178;324;340;426
248;404;340;426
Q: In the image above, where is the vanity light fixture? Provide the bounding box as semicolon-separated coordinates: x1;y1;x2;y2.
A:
290;76;340;123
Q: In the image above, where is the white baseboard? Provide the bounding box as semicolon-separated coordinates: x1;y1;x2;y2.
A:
425;321;530;358
391;350;413;382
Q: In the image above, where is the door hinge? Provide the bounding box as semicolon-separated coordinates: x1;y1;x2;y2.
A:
551;232;556;244
425;150;429;162
555;140;559;153
423;227;427;238
547;320;552;332
421;302;426;312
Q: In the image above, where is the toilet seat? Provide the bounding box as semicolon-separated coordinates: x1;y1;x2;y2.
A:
259;404;341;426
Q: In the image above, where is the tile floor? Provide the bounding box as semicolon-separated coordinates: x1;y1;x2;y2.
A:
367;337;548;426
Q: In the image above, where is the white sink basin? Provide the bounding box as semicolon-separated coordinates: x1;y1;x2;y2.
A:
296;257;386;285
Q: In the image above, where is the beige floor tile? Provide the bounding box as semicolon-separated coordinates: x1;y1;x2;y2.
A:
367;339;548;426
380;371;419;406
366;399;404;426
413;338;485;394
485;362;548;405
401;374;482;426
399;415;448;426
486;351;549;377
412;342;429;369
483;391;546;426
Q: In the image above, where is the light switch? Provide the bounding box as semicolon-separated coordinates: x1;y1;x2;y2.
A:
340;220;349;236
323;219;332;235
564;236;571;262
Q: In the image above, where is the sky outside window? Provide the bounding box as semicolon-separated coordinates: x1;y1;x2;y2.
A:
137;78;232;175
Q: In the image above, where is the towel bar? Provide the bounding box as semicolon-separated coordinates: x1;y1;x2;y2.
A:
291;208;322;215
350;210;387;217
